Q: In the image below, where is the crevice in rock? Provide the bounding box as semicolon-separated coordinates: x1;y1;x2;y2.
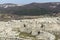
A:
38;31;40;35
41;24;44;28
24;24;26;27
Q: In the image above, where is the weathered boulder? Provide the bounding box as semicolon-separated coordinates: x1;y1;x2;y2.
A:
36;31;55;40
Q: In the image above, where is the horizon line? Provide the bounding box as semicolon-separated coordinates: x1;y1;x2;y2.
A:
0;1;60;4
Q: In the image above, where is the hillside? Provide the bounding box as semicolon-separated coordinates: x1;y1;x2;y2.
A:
0;2;60;16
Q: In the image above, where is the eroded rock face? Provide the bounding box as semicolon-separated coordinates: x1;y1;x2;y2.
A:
36;31;55;40
0;17;60;40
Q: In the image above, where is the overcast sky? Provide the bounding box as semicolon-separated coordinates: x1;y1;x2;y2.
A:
0;0;60;4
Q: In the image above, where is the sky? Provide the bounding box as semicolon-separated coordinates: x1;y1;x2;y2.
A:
0;0;60;4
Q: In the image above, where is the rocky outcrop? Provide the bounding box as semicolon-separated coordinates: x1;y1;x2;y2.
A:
0;17;60;40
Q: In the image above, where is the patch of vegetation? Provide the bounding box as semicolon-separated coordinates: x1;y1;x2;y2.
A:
14;8;51;16
12;28;37;40
19;32;37;40
19;32;36;38
54;32;60;40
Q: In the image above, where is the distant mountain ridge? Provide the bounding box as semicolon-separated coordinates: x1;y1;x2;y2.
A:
0;2;60;16
0;3;21;8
